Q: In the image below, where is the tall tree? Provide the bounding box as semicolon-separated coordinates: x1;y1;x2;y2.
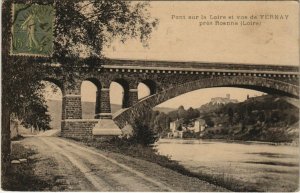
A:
178;106;188;120
2;0;158;175
227;107;234;125
20;96;51;132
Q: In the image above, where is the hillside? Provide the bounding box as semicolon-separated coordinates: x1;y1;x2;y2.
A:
153;106;176;113
200;95;299;143
153;95;299;143
198;102;226;114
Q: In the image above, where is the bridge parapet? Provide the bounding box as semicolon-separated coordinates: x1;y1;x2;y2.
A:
105;59;299;73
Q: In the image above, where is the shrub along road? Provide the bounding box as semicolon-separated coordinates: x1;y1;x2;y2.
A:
12;136;228;191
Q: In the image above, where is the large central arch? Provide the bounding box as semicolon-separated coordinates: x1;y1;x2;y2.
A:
113;76;299;128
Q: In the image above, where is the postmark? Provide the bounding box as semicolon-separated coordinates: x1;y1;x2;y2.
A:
11;4;54;56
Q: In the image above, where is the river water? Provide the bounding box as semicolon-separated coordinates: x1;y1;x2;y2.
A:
156;139;299;192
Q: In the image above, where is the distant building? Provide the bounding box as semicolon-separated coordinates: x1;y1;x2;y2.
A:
169;119;185;132
210;94;238;105
168;118;207;138
167;130;184;138
168;119;186;138
187;119;206;133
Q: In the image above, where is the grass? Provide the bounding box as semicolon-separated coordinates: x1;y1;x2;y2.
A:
1;143;50;191
77;136;259;192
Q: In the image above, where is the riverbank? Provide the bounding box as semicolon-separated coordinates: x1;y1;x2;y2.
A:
5;135;297;191
158;138;299;146
77;137;261;191
3;136;228;191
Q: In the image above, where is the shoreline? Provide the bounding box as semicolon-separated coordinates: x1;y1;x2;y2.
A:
157;137;299;146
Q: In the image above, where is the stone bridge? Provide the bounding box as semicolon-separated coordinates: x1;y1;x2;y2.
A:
43;59;299;139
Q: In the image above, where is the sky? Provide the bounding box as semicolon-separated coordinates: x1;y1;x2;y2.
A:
43;1;298;109
104;1;299;65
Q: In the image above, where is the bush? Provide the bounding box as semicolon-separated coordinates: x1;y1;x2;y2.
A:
129;120;158;146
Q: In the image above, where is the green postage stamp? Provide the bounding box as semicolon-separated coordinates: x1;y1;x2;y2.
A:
11;4;54;56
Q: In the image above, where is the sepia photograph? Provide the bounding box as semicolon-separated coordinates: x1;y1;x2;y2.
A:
1;0;299;192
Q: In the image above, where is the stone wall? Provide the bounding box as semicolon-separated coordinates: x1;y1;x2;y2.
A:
62;96;82;119
61;120;98;139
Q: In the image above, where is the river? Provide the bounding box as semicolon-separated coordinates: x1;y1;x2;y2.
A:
155;139;299;192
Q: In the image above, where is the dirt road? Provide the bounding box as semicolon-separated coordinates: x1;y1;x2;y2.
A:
19;136;227;191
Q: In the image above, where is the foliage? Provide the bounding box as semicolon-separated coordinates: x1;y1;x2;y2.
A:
168;106;200;122
227;107;234;124
130;119;158;146
141;95;298;142
20;96;51;131
201;95;299;142
138;106;202;138
151;112;170;136
204;116;215;127
54;1;158;61
218;95;299;127
177;106;188;120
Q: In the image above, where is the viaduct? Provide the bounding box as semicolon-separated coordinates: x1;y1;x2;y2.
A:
42;59;300;139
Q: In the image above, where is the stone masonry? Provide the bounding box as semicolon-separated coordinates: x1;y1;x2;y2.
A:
42;59;299;139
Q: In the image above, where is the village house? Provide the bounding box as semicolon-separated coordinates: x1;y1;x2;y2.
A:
168;119;185;138
168;118;207;138
187;118;206;133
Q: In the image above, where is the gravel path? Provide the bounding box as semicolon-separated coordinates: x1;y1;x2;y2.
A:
21;136;228;191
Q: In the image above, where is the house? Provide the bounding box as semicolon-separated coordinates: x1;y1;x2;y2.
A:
168;119;185;138
168;118;207;138
169;119;185;132
167;130;184;138
187;118;206;133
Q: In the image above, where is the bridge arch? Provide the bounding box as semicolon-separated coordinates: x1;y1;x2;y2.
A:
84;78;102;90
42;77;64;95
138;79;157;100
40;79;64;130
81;78;101;119
111;79;130;109
113;76;299;128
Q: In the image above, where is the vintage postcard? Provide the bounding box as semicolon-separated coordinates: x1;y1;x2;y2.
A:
1;0;299;192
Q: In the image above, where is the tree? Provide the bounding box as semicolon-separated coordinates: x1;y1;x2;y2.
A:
257;111;266;123
21;96;51;132
54;1;158;61
153;112;170;136
227;107;234;125
2;0;158;174
129;113;158;146
178;106;188;120
168;110;179;121
204;117;215;127
270;111;280;123
187;107;200;120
